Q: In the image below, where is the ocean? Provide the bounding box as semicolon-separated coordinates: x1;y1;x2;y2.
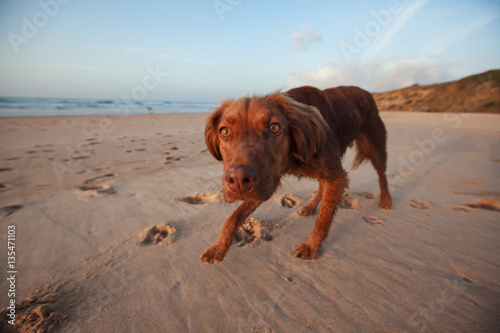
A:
0;97;219;117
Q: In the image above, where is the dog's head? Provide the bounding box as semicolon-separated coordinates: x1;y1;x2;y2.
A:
205;92;328;203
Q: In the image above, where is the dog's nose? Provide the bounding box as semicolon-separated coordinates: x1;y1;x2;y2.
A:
225;165;258;195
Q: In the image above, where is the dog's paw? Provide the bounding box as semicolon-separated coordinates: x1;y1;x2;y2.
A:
379;196;392;210
298;206;316;216
294;243;319;260
200;244;228;264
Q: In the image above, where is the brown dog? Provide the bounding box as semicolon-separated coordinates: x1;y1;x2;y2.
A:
201;85;392;264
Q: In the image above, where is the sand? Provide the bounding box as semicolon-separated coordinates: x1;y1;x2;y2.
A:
0;111;499;332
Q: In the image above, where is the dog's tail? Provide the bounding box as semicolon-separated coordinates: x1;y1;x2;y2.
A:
351;133;371;170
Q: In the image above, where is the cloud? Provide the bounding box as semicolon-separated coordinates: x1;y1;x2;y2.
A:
287;59;454;92
289;23;323;51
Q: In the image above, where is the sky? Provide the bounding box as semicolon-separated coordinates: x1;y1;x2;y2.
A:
0;0;499;102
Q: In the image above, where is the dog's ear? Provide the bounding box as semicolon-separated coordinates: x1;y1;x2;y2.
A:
205;100;231;161
268;92;328;163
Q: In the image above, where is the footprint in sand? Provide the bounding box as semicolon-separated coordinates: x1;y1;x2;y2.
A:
94;166;114;172
79;184;117;195
235;217;274;247
410;199;433;210
453;205;472;213
84;173;117;184
139;224;176;246
79;174;118;195
363;216;384;225
281;194;301;208
126;148;147;153
85;138;101;146
28;147;54;155
64;155;90;162
0;205;23;220
354;191;378;199
165;156;182;163
178;192;223;204
338;194;359;209
35;144;55;150
466;197;500;212
0;167;14;172
0;296;63;332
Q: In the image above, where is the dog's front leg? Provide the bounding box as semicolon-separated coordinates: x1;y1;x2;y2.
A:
295;172;347;260
201;200;262;264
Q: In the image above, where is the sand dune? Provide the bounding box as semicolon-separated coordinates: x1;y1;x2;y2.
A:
0;111;499;332
373;69;500;113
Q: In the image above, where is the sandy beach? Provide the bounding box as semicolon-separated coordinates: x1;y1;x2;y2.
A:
0;111;499;332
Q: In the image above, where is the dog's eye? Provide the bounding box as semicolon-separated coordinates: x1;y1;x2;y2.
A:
269;123;280;134
219;127;231;138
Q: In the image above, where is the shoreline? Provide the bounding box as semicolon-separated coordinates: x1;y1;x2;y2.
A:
0;111;212;120
0;109;499;118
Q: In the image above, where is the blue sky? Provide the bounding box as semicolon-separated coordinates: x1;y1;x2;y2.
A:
0;0;499;102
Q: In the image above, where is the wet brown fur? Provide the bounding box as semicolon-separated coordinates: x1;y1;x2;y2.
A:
201;85;392;264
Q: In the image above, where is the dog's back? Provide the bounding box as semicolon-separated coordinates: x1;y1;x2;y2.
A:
286;85;382;154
